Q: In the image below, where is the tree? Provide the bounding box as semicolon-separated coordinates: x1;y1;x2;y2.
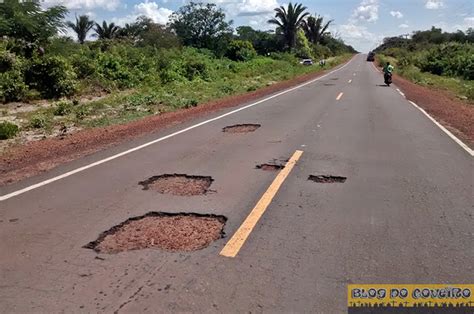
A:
117;16;180;48
94;21;120;40
67;15;95;44
302;15;333;45
169;2;233;52
295;29;312;58
236;26;281;54
225;40;257;61
467;28;474;43
268;2;309;51
0;0;67;45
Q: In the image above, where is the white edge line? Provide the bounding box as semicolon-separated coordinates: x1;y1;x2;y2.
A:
370;61;473;157
408;101;473;156
0;56;356;201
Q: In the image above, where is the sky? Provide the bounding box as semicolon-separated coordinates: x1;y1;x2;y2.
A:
42;0;474;52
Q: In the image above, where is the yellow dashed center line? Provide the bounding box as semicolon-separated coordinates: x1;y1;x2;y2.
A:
336;92;344;100
220;150;304;258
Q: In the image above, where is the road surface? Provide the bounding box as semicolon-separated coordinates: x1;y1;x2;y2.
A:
1;54;473;313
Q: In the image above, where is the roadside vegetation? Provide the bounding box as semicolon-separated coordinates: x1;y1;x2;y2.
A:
374;27;474;102
0;0;355;143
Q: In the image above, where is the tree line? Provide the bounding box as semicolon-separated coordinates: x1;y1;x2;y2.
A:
1;0;355;58
0;0;355;104
374;26;474;80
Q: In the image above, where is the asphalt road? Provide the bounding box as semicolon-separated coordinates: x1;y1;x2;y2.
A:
1;54;473;313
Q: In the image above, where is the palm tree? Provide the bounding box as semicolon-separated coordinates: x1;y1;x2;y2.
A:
268;3;309;51
302;15;333;45
94;21;120;40
67;15;95;44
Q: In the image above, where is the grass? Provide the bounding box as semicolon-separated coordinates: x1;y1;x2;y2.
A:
1;54;352;142
377;54;474;103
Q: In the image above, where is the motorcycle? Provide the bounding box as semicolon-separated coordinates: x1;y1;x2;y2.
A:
384;72;392;86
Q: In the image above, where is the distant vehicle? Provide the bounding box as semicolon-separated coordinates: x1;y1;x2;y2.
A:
300;59;313;65
367;52;375;62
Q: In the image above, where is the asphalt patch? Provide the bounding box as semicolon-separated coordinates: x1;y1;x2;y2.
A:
139;174;213;196
223;124;261;133
308;175;347;183
84;212;227;254
256;163;285;171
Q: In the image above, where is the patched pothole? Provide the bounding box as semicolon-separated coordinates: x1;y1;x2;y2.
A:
308;175;347;183
223;124;261;133
139;174;213;196
84;212;227;254
256;163;285;171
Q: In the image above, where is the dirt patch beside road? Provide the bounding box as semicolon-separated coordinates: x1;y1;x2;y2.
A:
0;62;350;186
393;74;474;148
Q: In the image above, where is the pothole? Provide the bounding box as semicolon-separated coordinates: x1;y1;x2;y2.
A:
84;212;227;254
139;174;213;196
223;124;261;133
308;175;347;183
256;163;285;171
324;83;336;86
330;78;339;81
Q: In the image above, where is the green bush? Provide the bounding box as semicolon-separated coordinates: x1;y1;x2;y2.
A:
0;50;28;102
53;101;73;116
0;121;20;140
269;52;297;64
26;56;77;99
29;114;51;129
74;105;89;120
180;98;199;108
71;53;98;79
0;70;28;102
126;93;160;108
415;43;474;80
184;59;209;80
312;45;332;59
97;53;134;88
226;40;257;61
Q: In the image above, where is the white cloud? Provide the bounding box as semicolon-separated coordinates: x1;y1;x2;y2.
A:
399;23;409;28
134;1;173;24
390;11;403;19
205;0;280;18
248;13;275;30
42;0;121;11
464;17;474;28
113;1;172;25
352;0;379;23
335;23;382;52
425;0;444;10
85;12;96;19
238;0;279;16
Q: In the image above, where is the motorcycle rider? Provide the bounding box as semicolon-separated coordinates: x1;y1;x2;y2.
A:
383;62;394;85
